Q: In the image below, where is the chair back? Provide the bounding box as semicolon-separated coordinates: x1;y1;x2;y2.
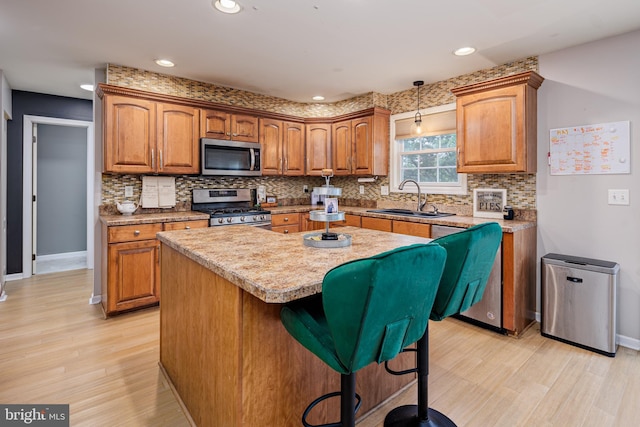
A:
321;243;446;374
429;222;502;321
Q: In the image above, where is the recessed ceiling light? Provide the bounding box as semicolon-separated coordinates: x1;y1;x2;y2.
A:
155;59;175;67
80;84;94;91
213;0;242;14
312;95;325;101
454;46;476;56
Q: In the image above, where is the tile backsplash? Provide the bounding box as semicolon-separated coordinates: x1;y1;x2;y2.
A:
102;57;538;215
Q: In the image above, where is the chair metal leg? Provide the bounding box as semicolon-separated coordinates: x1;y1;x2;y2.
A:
342;373;356;426
383;325;457;427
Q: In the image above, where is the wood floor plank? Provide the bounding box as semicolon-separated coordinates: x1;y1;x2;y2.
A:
1;269;638;427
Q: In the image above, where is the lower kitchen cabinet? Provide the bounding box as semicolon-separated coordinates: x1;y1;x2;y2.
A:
361;216;392;232
392;220;431;238
301;212;325;232
333;214;362;228
271;213;301;234
101;219;208;316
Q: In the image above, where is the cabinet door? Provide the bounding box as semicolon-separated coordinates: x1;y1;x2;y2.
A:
260;118;283;175
283;122;305;176
107;240;160;314
157;103;200;174
301;212;324;232
456;85;526;173
104;95;156;173
231;114;259;142
200;109;231;139
306;123;331;176
351;116;373;175
331;121;352;175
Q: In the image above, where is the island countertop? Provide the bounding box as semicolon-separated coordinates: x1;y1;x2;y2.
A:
157;225;431;303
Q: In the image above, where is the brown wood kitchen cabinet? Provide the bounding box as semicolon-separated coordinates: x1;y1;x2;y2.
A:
452;71;543;173
101;219;208;316
260;118;305;176
102;93;200;174
271;213;301;234
305;123;332;176
332;108;390;176
392;220;431;238
200;108;259;142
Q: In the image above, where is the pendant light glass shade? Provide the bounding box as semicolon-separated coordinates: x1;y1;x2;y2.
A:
413;80;424;135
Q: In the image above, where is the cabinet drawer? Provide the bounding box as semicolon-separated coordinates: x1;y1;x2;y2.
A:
392;221;431;238
271;224;300;234
361;217;392;232
334;214;361;227
107;223;162;243
163;220;209;231
271;213;300;227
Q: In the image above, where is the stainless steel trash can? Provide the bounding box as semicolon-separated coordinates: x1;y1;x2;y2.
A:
541;253;619;357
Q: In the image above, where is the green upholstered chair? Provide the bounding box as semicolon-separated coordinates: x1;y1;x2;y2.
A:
281;243;447;427
384;222;503;427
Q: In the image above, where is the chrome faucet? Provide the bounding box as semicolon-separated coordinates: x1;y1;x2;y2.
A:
398;179;427;211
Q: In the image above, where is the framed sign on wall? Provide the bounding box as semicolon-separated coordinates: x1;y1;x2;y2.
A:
473;189;506;218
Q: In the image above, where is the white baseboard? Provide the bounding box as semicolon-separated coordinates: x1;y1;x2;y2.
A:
37;250;87;262
88;293;101;305
5;273;24;282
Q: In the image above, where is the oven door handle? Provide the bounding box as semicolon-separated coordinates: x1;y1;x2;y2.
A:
249;148;256;171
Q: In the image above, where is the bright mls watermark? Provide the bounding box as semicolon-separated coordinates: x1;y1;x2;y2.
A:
0;405;69;426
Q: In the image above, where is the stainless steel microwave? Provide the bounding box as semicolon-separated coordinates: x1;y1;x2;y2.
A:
200;138;262;176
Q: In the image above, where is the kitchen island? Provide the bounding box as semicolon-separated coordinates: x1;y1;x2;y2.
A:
156;225;433;427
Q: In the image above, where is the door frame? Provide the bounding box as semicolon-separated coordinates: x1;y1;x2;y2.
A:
22;115;94;277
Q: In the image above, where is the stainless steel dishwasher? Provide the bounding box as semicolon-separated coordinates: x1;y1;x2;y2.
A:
431;225;503;332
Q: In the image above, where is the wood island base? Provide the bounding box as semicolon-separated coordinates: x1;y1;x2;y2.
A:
159;245;416;427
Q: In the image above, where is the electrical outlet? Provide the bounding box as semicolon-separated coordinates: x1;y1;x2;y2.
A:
124;186;134;197
380;185;389;196
303;185;309;193
359;185;365;194
608;189;629;205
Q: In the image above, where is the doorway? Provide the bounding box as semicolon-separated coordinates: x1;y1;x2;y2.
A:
22;116;94;277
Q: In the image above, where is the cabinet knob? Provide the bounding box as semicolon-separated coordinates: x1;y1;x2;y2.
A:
185;225;191;230
284;229;289;234
284;217;289;222
134;230;141;236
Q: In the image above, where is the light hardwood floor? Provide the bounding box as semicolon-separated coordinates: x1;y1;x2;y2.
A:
1;269;638;426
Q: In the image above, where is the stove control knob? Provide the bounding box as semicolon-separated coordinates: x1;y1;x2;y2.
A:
226;217;233;223
240;216;245;222
261;215;267;221
217;218;224;224
253;215;258;221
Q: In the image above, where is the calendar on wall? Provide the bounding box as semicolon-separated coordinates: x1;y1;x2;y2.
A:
549;121;630;175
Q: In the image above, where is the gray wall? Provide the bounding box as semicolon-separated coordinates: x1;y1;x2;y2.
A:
36;124;87;255
537;30;640;344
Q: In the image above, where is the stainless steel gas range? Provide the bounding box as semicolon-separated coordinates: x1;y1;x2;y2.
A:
191;188;271;228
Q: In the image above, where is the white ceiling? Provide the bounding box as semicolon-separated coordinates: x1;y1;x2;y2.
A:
1;0;640;103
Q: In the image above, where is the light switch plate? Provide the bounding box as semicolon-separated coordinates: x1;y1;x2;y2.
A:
380;185;389;196
124;186;134;197
359;185;365;194
608;189;629;205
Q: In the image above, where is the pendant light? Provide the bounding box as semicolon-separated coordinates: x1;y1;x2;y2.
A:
413;80;424;134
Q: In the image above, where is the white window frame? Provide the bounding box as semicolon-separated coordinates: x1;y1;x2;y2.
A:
389;103;467;195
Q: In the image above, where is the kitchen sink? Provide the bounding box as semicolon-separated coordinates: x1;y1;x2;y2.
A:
367;209;456;218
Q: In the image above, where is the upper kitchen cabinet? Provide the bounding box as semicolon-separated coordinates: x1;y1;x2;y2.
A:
157;103;200;174
451;71;544;174
101;87;200;174
305;123;332;176
331;108;391;176
260;119;305;176
200;109;259;142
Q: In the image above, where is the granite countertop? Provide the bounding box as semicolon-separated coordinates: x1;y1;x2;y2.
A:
268;205;535;233
157;226;433;304
100;211;210;226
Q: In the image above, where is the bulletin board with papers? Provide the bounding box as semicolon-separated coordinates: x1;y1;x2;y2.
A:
549;121;630;175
